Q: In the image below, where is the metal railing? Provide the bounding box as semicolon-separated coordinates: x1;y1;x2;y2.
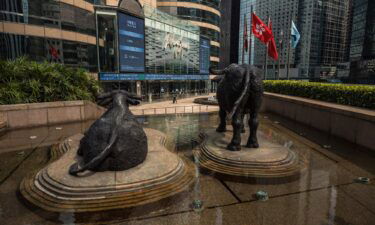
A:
131;105;218;116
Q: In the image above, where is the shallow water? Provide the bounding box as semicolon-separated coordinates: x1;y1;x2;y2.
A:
0;113;374;225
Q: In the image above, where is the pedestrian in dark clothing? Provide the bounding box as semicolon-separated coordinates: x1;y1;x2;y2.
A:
172;92;177;104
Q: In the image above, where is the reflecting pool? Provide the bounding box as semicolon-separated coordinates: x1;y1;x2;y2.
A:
0;113;374;225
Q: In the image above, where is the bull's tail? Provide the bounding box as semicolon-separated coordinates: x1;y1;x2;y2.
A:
69;99;125;176
69;130;118;176
227;65;251;120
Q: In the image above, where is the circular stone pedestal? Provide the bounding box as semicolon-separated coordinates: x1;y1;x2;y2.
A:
20;129;194;213
193;127;305;178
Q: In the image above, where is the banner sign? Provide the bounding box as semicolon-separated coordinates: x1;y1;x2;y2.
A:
99;73;209;81
199;37;210;74
118;13;145;72
22;0;29;24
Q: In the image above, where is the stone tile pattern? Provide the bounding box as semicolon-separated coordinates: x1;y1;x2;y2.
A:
193;127;307;178
19;128;194;212
0;101;105;130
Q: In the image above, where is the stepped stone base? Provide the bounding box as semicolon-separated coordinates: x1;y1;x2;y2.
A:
20;128;194;213
193;127;306;178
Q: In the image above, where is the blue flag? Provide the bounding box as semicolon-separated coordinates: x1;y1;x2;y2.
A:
291;21;300;48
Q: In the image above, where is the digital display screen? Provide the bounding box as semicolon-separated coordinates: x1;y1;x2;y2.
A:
99;73;209;81
118;13;145;73
199;37;210;74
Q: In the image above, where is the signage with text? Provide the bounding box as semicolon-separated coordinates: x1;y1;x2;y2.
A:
118;13;145;72
99;73;209;81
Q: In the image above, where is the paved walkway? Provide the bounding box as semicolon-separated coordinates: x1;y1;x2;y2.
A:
129;94;218;115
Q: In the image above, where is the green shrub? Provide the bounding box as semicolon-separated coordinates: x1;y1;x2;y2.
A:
0;57;101;105
263;80;375;109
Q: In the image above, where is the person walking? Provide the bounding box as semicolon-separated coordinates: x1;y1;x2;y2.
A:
172;92;177;104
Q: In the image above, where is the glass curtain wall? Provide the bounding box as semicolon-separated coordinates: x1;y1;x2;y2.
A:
97;12;118;72
0;0;98;72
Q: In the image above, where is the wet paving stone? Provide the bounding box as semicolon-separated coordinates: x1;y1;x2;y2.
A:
0;113;374;225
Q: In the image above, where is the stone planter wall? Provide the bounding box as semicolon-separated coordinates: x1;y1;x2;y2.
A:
262;92;375;151
0;101;106;130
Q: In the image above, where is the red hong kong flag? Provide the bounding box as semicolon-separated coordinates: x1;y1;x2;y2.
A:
252;13;273;44
268;21;279;60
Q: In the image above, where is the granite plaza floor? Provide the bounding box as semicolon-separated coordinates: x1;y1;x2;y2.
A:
0;106;374;225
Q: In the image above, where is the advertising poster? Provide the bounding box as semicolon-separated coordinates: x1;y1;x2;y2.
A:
118;13;145;72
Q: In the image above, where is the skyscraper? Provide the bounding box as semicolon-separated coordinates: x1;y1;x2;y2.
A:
297;0;352;79
238;0;299;78
156;0;221;68
238;0;352;79
219;0;240;69
349;0;375;83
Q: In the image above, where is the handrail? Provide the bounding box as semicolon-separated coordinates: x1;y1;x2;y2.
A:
131;105;218;116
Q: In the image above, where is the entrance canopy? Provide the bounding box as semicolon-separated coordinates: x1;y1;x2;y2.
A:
118;0;144;18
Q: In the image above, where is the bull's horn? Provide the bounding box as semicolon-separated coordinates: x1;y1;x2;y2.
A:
209;67;226;75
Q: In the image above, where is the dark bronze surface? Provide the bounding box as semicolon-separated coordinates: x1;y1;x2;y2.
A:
69;90;148;175
210;63;264;151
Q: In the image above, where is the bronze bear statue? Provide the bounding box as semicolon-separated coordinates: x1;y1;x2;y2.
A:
210;63;264;151
69;90;147;176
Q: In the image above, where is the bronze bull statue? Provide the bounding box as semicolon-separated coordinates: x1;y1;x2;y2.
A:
69;90;147;176
210;63;263;151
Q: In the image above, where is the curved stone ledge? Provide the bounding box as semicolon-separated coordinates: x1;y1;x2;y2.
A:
263;92;375;151
193;97;218;106
20;128;194;212
193;127;307;178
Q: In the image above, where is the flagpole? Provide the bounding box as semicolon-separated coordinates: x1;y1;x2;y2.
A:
286;40;291;80
242;14;246;64
248;6;253;65
277;30;283;80
264;16;270;80
286;21;292;80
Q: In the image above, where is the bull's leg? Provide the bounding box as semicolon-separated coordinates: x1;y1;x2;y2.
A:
241;114;246;133
77;147;83;156
216;107;227;132
227;111;243;151
246;112;259;148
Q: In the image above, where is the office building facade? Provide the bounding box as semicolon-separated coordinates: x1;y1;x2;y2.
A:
0;0;211;99
219;0;240;69
0;0;99;72
238;0;299;78
349;0;375;83
238;0;352;79
156;0;221;69
297;0;352;79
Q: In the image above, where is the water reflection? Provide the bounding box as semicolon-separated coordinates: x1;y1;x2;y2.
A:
58;212;76;225
0;113;374;225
